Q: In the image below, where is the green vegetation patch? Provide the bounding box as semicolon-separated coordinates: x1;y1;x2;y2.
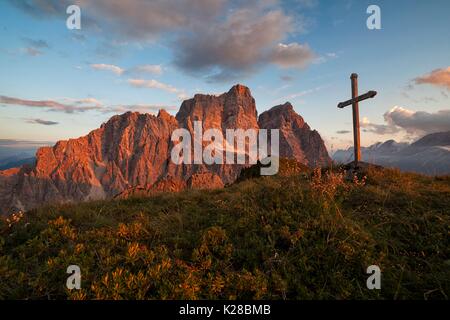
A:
1;167;449;300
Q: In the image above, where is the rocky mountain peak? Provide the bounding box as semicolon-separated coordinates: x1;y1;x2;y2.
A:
258;102;307;130
258;103;329;167
176;84;258;132
227;84;252;97
0;85;331;215
411;131;450;147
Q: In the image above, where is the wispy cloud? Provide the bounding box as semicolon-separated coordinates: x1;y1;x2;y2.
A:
22;37;50;49
71;33;86;42
129;64;163;75
0;94;181;116
314;52;339;65
128;79;188;100
90;63;125;75
0;95;102;113
23;47;43;56
280;75;294;82
20;37;50;56
25;118;59;125
414;67;450;90
62;97;104;108
128;79;177;92
90;63;163;76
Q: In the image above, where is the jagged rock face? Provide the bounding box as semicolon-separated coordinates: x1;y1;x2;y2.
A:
258;103;331;167
167;84;259;185
176;84;258;132
0;111;179;214
0;85;330;215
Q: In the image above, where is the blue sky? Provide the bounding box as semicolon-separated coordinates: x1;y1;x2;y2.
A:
1;0;449;152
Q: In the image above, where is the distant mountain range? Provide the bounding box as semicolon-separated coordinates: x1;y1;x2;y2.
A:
333;131;450;175
0;140;51;170
0;155;35;171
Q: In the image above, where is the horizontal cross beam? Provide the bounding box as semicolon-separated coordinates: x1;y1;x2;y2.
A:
337;90;377;109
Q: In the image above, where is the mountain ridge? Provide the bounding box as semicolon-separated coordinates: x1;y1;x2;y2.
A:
0;85;330;215
332;131;450;175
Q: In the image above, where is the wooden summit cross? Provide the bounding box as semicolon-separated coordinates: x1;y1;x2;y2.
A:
337;73;377;166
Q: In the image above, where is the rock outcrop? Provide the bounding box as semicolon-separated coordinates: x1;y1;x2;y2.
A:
258;102;330;167
0;85;330;215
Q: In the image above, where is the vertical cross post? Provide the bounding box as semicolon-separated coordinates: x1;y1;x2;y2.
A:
350;73;361;165
337;74;377;167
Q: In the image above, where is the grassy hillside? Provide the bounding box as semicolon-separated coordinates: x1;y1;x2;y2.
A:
1;164;449;300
